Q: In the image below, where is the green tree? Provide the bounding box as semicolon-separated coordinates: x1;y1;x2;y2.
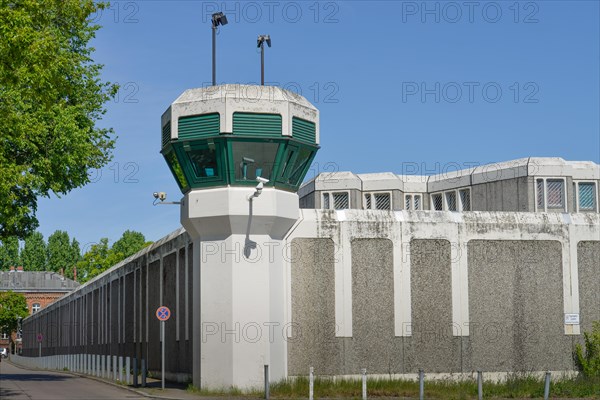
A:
0;291;29;354
20;231;47;270
111;230;149;259
64;238;81;278
76;238;111;283
0;237;20;269
47;230;72;273
76;231;151;283
0;0;118;239
575;321;600;379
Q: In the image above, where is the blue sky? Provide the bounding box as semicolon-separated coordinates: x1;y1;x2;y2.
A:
35;0;599;250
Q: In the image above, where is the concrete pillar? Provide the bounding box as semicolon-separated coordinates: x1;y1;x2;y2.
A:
103;355;107;379
182;188;299;389
126;357;131;385
113;355;117;381
118;356;123;382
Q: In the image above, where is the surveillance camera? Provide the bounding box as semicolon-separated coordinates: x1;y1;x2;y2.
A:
256;177;269;184
153;192;167;201
256;182;264;192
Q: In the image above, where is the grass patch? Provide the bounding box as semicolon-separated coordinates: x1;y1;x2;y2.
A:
197;374;598;399
187;383;262;397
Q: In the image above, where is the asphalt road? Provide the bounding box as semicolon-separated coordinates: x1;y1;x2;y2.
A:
0;360;146;400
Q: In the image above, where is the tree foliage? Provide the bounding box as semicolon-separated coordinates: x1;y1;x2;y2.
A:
20;231;47;270
0;0;118;239
76;230;150;283
0;236;20;269
575;321;600;379
0;291;29;341
112;230;149;259
47;230;80;273
75;237;111;283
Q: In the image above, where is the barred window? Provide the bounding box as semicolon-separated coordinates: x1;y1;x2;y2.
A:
374;193;391;210
322;193;330;209
577;182;597;211
405;194;423;210
32;303;41;314
432;189;470;212
333;192;349;209
404;194;423;210
414;195;421;210
536;178;568;212
546;179;564;209
536;179;545;209
459;189;471;211
432;193;443;210
445;191;457;211
364;192;391;210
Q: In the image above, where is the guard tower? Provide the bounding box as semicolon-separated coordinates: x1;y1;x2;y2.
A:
161;84;319;389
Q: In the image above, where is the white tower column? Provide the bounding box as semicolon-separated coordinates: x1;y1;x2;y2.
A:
184;187;298;389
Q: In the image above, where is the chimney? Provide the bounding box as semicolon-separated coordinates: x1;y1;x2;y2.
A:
9;266;15;272
73;266;77;282
16;266;23;272
60;268;64;277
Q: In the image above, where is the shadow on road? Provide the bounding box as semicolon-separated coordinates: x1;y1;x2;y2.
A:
0;388;21;398
0;373;71;382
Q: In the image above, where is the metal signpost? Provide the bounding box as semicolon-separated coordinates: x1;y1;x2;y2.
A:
156;306;171;390
37;333;43;357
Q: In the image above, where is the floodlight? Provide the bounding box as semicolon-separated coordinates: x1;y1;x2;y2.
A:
212;12;227;27
257;35;272;85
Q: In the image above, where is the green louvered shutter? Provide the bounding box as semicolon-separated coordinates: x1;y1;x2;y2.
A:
233;113;282;137
162;122;171;147
292;117;316;144
178;113;220;140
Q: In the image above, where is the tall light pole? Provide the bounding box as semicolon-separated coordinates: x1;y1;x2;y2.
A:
257;35;271;86
211;12;228;86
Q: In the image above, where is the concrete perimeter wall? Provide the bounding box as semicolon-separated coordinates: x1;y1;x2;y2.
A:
287;210;600;376
21;210;600;380
21;228;194;383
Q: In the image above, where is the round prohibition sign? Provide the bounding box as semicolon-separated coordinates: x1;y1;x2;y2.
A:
37;333;43;343
156;306;171;321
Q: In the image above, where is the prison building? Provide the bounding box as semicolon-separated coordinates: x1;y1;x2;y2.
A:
19;85;600;389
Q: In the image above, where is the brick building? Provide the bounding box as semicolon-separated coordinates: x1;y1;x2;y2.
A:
0;266;79;353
